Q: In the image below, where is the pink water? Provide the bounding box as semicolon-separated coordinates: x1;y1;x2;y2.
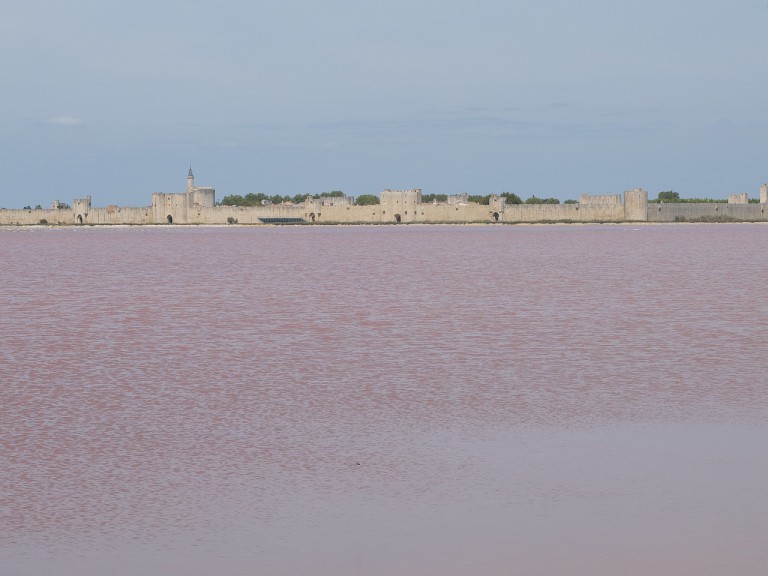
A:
1;224;766;576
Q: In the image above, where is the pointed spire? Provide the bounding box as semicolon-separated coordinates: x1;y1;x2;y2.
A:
187;166;195;193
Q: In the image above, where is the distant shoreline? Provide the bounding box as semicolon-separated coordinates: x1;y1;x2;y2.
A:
4;220;767;232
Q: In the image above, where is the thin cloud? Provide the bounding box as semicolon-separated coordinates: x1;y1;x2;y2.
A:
47;116;83;127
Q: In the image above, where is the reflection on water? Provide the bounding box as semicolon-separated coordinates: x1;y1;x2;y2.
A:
1;224;767;576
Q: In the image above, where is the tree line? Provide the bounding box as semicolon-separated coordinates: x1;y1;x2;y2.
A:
220;191;580;207
423;192;563;205
219;191;346;206
651;191;758;204
651;191;725;203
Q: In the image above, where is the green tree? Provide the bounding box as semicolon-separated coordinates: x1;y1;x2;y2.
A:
312;191;346;199
355;194;380;205
244;193;268;205
657;191;680;202
220;195;245;206
501;192;522;204
525;195;560;204
467;194;491;205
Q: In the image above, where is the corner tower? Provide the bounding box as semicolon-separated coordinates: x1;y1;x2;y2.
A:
623;188;648;221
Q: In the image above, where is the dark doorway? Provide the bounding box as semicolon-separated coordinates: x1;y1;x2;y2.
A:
394;214;402;223
166;215;173;223
493;212;500;222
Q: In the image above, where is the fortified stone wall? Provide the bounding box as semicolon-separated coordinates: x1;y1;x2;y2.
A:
502;203;624;222
0;205;153;225
0;208;70;225
299;200;493;223
414;202;492;223
646;203;768;222
301;203;373;223
0;193;638;225
198;204;306;224
148;199;618;225
304;200;625;224
80;207;153;225
6;176;768;226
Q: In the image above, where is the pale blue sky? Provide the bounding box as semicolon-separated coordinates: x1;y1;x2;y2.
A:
1;0;766;207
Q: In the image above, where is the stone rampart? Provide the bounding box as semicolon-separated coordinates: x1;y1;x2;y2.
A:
4;172;768;226
0;208;66;226
647;203;767;222
201;204;306;224
79;207;153;225
414;202;491;223
0;205;153;225
503;203;624;222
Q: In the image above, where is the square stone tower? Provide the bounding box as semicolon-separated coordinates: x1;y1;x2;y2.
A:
380;189;422;223
623;188;648;221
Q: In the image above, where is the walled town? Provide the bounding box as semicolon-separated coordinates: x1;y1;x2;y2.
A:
2;169;768;226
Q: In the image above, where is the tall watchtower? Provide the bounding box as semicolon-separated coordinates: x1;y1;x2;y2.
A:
186;167;215;208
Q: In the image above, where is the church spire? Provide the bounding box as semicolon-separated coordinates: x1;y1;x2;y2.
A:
187;166;194;192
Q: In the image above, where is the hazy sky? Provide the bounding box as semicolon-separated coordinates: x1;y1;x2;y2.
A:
2;0;766;207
